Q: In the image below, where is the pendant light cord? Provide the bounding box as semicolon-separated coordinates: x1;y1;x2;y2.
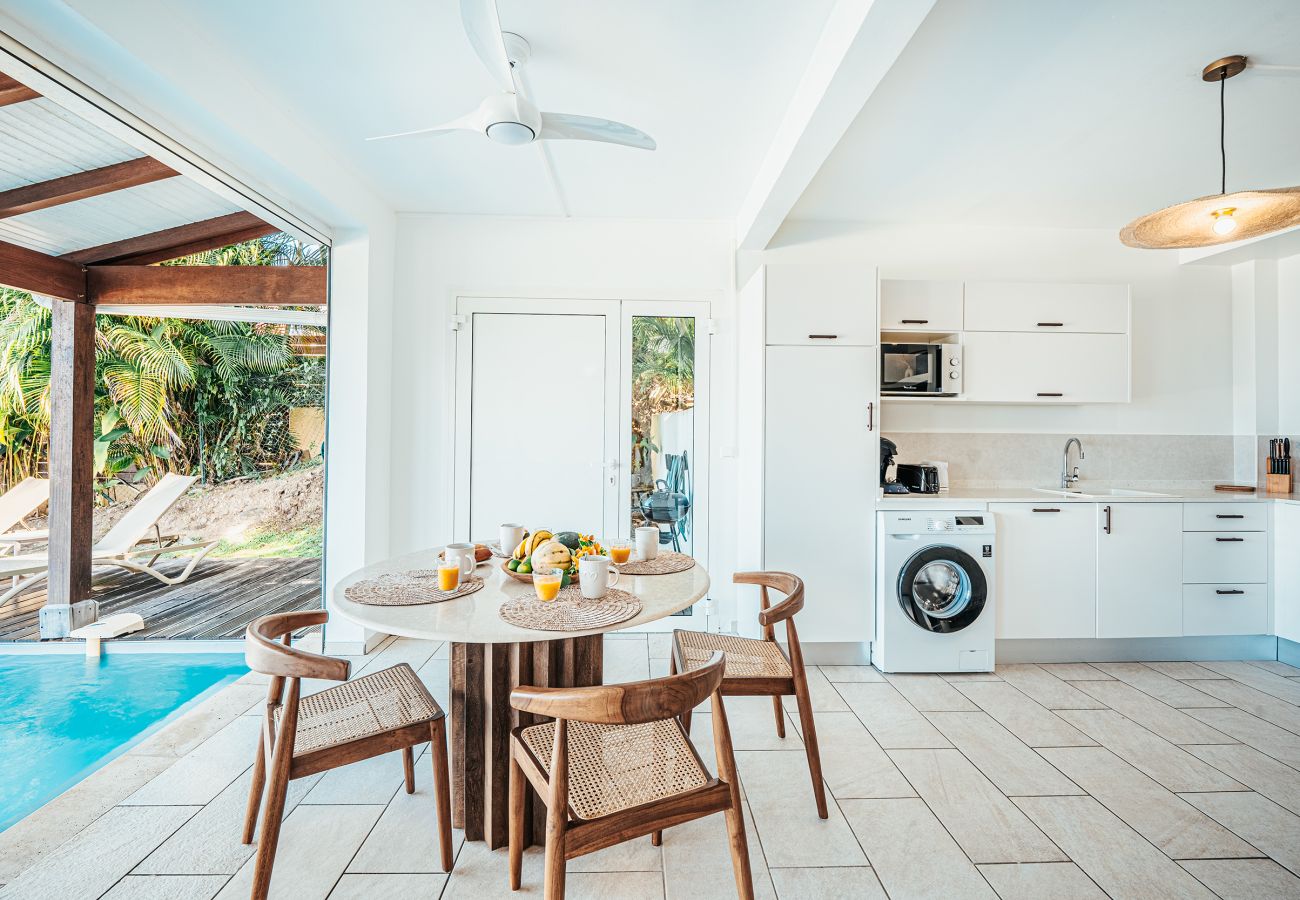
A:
1220;73;1227;195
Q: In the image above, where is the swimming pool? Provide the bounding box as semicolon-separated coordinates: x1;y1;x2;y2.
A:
0;652;247;831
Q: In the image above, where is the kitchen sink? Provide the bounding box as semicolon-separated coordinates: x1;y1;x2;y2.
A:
1033;487;1173;499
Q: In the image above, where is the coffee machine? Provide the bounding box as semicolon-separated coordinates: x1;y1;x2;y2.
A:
880;437;909;493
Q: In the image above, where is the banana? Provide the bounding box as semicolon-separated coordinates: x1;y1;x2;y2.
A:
527;530;553;556
512;530;531;560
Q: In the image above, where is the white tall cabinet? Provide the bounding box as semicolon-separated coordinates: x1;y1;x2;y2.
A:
1275;503;1300;644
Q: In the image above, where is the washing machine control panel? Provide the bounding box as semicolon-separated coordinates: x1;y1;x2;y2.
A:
925;514;987;533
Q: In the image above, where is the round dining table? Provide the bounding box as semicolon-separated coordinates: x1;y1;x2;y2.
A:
332;547;710;850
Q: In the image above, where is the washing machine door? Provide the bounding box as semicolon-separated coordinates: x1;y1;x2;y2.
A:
897;545;988;633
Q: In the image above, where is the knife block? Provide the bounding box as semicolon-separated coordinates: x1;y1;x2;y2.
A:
1266;473;1293;494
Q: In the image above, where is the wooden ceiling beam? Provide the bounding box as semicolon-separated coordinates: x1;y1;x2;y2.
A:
62;211;279;266
0;157;177;219
0;74;39;107
0;239;86;300
87;265;326;306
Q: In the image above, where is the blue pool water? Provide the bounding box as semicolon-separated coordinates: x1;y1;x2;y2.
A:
0;653;247;831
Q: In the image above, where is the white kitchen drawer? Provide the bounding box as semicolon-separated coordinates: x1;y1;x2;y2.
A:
1181;532;1267;584
1183;584;1268;636
1182;502;1266;532
764;264;877;346
964;282;1129;333
880;280;963;332
963;331;1129;404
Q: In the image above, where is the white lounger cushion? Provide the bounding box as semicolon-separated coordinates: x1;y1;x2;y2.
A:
0;477;49;535
70;613;144;640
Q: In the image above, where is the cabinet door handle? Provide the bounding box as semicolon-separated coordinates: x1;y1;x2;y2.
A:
1215;514;1245;519
1215;537;1244;542
866;401;874;431
900;319;929;325
808;334;838;340
1216;589;1246;595
1103;505;1112;534
1031;508;1061;513
1036;322;1064;327
1037;392;1063;398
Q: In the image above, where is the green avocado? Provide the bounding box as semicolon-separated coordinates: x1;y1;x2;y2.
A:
554;531;582;550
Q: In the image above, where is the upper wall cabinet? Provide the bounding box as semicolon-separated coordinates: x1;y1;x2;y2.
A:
880;279;963;332
963;332;1130;404
764;264;877;346
964;282;1129;334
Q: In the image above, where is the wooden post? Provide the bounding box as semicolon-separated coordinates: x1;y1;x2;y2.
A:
40;296;96;638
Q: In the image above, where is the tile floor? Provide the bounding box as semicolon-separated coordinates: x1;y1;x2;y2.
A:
3;638;1300;899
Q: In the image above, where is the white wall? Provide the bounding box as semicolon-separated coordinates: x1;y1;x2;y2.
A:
746;220;1235;435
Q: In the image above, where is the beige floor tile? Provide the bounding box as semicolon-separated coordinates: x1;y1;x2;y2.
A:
568;834;662;872
136;769;320;875
736;751;867;868
768;866;886;899
603;636;650;683
941;671;1004;682
328;873;447;899
215;804;383;900
996;665;1105;710
1185;707;1300;768
841;798;997;899
0;805;197;900
1070;681;1236;745
352;637;439;679
565;871;664;900
1247;659;1300;677
302;747;407;805
889;749;1066;863
1199;660;1300;705
789;711;914;799
836;682;952;749
1040;663;1113;681
884;673;979;711
782;665;850;712
1183;677;1300;736
1143;661;1224;680
648;633;673;659
649;658;670;679
1038;747;1261;859
976;862;1106;899
440;841;543;898
433;641;449;660
347;778;464;873
1056;709;1245;793
1187;744;1300;815
662;802;775;900
1091;662;1230;708
702;695;802;752
124;715;261;806
1014;795;1216;899
925;712;1082;796
953;682;1095;748
1182;791;1300;876
819;665;885;683
101;875;228;900
1178;858;1300;899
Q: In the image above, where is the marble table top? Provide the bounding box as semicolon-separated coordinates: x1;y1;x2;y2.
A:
332;546;710;644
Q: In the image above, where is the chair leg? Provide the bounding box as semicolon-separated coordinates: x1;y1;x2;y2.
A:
249;756;291;900
543;806;567;900
241;735;267;845
771;695;786;739
509;749;525;891
430;719;454;873
651;830;662;846
722;798;755;900
792;676;829;819
402;745;416;794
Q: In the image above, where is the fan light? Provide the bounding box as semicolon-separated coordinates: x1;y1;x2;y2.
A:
1120;55;1300;250
485;121;535;145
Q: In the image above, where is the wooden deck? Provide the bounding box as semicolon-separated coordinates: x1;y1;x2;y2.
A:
0;557;321;641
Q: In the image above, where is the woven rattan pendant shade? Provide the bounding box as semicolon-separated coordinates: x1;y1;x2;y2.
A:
1120;186;1300;249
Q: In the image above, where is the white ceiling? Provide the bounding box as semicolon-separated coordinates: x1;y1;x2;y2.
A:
790;0;1300;229
60;0;835;220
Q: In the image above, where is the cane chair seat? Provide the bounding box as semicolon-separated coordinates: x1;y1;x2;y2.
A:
518;719;711;821
281;663;444;756
673;630;792;679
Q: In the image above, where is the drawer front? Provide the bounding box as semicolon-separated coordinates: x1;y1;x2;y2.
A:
1183;584;1268;636
964;282;1128;333
880;280;963;331
1181;532;1267;583
1182;502;1266;532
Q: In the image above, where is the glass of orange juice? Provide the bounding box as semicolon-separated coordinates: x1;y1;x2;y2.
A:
609;540;633;565
533;568;563;602
437;563;461;592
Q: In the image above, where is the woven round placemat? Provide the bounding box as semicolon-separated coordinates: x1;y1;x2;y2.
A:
498;585;642;632
615;552;695;576
345;570;484;606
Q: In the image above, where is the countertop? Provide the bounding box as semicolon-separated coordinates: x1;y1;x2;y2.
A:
877;484;1300;510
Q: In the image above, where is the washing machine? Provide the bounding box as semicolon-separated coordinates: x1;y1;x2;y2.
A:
873;510;996;673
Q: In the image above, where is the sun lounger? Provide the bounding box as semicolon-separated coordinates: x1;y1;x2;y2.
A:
0;477;51;553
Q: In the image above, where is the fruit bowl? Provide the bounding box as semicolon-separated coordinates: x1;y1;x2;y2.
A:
501;560;580;585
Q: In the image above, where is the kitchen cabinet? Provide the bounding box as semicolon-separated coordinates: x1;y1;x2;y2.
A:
764;264;877;346
964;282;1129;333
963;331;1129;404
1096;503;1183;638
1275;503;1300;644
1182;531;1267;584
1183;584;1268;636
990;503;1097;639
1183;502;1266;532
764;346;877;644
880;280;963;332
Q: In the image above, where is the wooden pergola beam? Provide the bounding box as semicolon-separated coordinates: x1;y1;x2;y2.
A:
62;211;279;266
0;74;39;107
87;264;327;306
0;157;177;219
0;239;86;300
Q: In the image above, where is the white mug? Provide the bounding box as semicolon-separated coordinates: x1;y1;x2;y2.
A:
634;526;660;561
578;554;620;599
444;543;476;578
500;523;525;558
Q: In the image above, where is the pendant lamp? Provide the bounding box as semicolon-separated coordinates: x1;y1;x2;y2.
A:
1119;55;1300;249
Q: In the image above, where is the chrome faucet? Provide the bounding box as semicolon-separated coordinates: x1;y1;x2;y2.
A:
1061;437;1085;489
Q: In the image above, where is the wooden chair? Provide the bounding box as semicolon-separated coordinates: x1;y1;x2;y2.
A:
671;571;827;819
241;611;453;900
507;652;753;900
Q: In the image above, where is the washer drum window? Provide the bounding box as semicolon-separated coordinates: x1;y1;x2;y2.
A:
897;545;988;633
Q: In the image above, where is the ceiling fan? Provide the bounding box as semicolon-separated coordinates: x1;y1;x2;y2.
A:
366;0;656;152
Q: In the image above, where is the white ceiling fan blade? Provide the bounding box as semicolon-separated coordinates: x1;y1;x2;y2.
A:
365;110;481;142
538;113;656;150
460;0;516;93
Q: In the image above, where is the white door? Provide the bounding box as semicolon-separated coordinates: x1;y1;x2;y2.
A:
1096;503;1183;638
989;503;1097;639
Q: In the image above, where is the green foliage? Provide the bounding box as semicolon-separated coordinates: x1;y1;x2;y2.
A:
211;522;323;559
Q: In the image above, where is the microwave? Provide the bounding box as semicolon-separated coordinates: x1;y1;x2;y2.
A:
881;342;962;396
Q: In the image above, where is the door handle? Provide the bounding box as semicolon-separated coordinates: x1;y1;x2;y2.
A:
1103;505;1112;534
1215;589;1245;595
1036;322;1064;327
900;319;929;325
808;334;838;340
1031;508;1061;513
1215;537;1244;542
1215;514;1244;519
866;401;873;431
1037;392;1064;398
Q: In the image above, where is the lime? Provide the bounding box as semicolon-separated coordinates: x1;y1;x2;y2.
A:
507;559;520;572
517;561;532;574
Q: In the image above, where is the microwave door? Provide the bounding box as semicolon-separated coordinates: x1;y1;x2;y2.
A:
883;346;939;393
